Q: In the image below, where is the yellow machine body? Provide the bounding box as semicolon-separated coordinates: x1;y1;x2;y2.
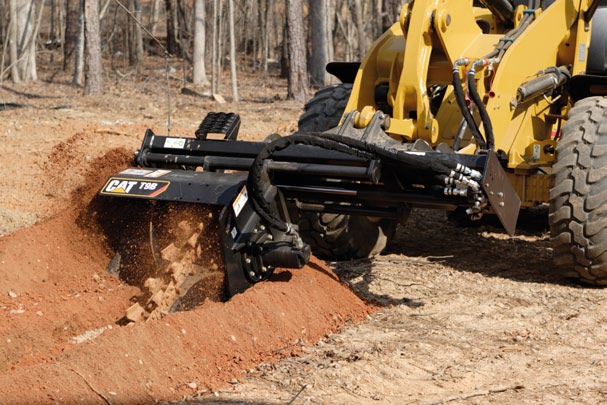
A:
343;0;595;207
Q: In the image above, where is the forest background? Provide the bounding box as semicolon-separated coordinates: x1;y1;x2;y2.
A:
0;0;405;101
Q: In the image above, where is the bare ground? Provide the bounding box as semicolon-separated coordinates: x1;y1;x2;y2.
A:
1;64;606;404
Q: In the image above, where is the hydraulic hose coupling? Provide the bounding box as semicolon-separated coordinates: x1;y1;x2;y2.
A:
453;58;470;73
469;58;490;75
455;163;482;180
447;170;481;192
444;187;468;197
284;222;306;250
469;58;499;76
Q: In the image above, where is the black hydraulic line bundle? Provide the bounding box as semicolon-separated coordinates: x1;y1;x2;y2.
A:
247;133;481;233
451;3;537;152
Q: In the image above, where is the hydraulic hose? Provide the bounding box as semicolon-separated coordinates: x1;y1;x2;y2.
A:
452;59;487;150
477;0;514;24
247;134;375;233
467;59;495;151
495;15;532;61
320;132;457;175
247;133;464;233
459;8;535;152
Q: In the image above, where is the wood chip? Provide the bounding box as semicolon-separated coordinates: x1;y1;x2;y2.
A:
149;289;164;306
174;221;192;248
143;278;161;294
213;93;226;104
187;232;200;248
125;303;145;322
160;243;179;262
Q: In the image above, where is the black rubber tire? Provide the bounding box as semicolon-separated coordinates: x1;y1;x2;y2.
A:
298;84;353;132
296;84;395;260
549;96;607;285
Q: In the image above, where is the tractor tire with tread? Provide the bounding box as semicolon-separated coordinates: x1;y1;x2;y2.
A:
297;84;395;260
550;96;607;285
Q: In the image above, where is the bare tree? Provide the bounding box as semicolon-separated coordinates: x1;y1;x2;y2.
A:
8;0;20;82
84;0;103;94
165;0;179;55
3;0;396;97
148;0;160;35
72;0;84;86
216;0;225;92
373;0;384;39
285;0;307;101
353;0;366;59
211;0;218;94
217;0;225;93
334;0;355;61
192;0;209;86
309;0;334;87
49;0;57;63
128;0;143;66
9;0;43;83
228;0;238;101
383;0;402;31
262;0;274;78
64;0;80;70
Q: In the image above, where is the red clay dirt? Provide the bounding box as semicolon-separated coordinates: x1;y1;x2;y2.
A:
0;146;370;403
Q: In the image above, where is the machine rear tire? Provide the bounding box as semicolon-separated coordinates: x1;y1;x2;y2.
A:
549;96;607;285
297;84;395;260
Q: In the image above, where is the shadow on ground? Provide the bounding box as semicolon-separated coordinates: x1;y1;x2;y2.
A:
326;207;593;307
392;208;561;284
170;401;278;405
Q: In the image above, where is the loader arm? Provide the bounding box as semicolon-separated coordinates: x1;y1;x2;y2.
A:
343;0;598;206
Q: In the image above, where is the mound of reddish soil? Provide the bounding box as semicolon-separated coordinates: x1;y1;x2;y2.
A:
0;149;370;403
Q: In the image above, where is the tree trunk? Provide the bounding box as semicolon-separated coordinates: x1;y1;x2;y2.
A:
211;0;218;94
165;0;179;55
327;0;335;63
334;0;354;61
228;0;238;102
84;0;103;94
11;0;40;83
217;0;224;93
0;2;5;47
353;0;365;59
382;0;401;31
8;0;20;83
309;0;331;87
256;0;264;71
279;22;287;79
192;0;209;86
72;0;84;86
373;0;383;39
262;0;274;78
149;0;160;35
285;0;307;101
50;0;56;63
64;0;79;70
128;0;143;67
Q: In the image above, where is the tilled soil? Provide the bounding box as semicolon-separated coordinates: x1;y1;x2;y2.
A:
2;67;607;404
0;130;368;402
202;212;607;404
